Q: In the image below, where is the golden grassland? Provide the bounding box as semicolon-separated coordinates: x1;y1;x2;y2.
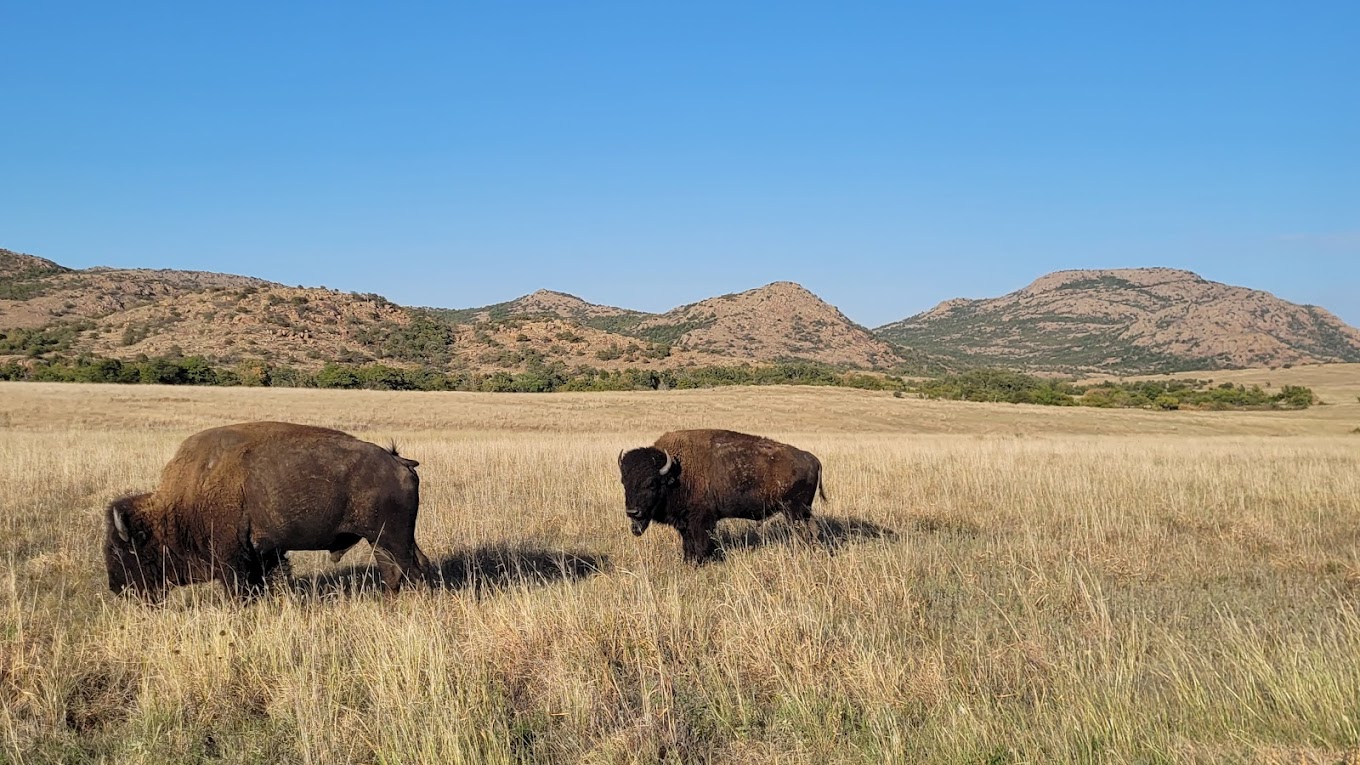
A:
2;379;1359;764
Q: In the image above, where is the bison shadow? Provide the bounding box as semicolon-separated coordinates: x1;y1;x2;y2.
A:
428;545;609;593
290;544;609;599
714;513;898;558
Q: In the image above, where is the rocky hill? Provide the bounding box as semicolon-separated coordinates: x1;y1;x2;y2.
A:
433;289;646;326
442;281;924;370
0;249;919;375
0;248;268;330
636;282;902;369
875;267;1360;374
9;250;1354;378
0;249;69;281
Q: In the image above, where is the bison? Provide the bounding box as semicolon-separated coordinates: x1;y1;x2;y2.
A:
104;421;431;602
618;429;827;563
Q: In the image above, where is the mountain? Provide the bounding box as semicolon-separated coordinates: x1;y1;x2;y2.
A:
636;282;902;369
0;249;69;281
424;282;925;371
0;248;268;330
875;267;1360;374
432;289;646;326
0;249;920;374
10;250;1355;378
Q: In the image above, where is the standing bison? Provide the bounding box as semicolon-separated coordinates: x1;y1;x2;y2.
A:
618;429;827;563
104;421;431;602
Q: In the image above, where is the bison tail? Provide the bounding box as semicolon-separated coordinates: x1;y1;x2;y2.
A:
387;441;420;469
817;468;829;503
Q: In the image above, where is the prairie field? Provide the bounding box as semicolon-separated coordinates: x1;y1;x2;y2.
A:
1;380;1359;764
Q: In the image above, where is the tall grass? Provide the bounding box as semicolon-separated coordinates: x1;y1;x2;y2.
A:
2;383;1358;763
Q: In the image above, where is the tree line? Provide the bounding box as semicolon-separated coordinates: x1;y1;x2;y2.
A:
0;354;903;393
0;354;1316;409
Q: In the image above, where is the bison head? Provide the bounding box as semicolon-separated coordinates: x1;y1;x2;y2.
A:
103;493;170;603
618;447;679;536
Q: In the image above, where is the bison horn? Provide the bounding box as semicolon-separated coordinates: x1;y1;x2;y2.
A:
618;449;626;467
659;450;674;476
112;505;130;543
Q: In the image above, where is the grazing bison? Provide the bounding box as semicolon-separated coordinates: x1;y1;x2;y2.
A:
104;421;431;602
618;429;827;563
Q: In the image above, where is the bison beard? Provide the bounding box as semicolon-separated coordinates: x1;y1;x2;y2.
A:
103;421;431;603
618;429;826;564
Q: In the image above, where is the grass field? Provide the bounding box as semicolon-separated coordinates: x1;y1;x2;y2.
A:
2;379;1359;764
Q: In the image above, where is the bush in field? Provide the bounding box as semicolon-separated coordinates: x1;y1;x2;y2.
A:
357;364;416;391
70;358;138;384
235;360;272;387
915;369;1078;405
1024;385;1077;406
315;364;362;389
401;367;458;391
1274;385;1316;409
1079;386;1144;408
179;357;219;385
138;358;188;385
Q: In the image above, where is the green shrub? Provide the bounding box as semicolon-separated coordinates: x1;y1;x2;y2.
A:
315;364;362;389
1274;385;1315;409
357;364;416;391
0;322;93;356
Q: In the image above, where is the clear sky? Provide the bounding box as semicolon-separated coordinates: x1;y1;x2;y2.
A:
3;2;1356;327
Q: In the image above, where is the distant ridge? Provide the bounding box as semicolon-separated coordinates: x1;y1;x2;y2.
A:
0;248;69;280
5;249;1358;377
1;248;930;374
874;267;1360;373
0;248;270;330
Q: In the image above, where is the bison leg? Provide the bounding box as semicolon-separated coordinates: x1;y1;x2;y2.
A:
680;519;719;564
260;550;292;591
803;516;820;545
220;564;269;602
786;504;819;546
212;544;271;602
414;543;432;578
795;515;821;548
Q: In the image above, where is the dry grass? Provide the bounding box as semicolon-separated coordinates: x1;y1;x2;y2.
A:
2;381;1359;763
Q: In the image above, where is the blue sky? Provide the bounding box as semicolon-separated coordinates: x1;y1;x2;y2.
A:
3;2;1356;327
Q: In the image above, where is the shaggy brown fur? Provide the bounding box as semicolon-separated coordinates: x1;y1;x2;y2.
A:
619;429;826;563
104;421;430;602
